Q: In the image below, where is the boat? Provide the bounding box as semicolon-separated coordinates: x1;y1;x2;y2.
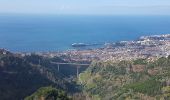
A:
71;43;87;47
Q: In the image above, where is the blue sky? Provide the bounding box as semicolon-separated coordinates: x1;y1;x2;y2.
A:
0;0;170;15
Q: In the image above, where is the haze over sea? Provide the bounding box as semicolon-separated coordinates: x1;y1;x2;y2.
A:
0;15;170;52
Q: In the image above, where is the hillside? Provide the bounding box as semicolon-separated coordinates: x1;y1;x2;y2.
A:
25;86;71;100
0;49;78;100
79;57;170;100
2;48;170;100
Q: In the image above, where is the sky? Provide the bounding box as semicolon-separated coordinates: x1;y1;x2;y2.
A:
0;0;170;15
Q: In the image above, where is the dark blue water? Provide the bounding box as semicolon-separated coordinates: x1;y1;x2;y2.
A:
0;15;170;52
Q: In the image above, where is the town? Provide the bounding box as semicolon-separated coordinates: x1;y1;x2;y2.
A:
22;34;170;63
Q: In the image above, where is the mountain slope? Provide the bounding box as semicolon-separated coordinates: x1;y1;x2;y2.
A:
0;49;74;100
79;57;170;100
25;86;71;100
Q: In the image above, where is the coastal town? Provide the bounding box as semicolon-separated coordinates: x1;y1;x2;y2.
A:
28;34;170;63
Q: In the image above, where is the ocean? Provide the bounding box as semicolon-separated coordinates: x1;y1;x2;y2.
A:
0;15;170;52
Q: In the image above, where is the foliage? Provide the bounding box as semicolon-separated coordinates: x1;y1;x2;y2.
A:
79;57;170;99
125;79;162;96
0;50;77;100
25;86;71;100
2;49;170;100
133;58;147;65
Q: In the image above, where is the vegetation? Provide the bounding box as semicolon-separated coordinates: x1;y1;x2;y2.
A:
79;57;170;100
25;86;71;100
124;79;162;96
0;50;78;100
2;48;170;100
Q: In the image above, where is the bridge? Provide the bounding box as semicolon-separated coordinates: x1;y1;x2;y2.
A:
50;62;90;78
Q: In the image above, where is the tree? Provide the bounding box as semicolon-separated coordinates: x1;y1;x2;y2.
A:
25;86;71;100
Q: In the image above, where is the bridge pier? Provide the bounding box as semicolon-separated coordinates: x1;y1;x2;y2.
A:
77;66;80;78
38;59;41;66
57;64;60;72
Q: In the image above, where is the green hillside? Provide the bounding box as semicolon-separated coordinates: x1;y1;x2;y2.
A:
0;49;77;100
25;86;71;100
79;57;170;100
2;48;170;100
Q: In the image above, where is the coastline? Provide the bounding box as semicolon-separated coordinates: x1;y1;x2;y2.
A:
1;33;170;63
1;15;170;52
